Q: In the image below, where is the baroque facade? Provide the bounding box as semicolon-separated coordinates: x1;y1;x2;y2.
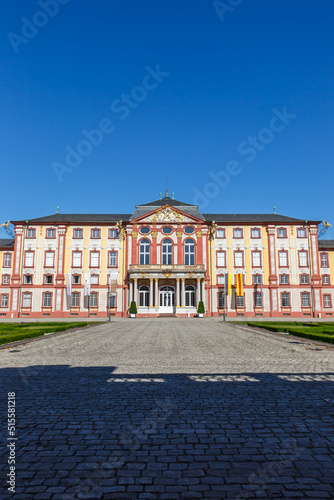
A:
0;194;333;318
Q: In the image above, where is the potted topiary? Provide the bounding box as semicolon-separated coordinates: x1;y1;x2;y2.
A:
129;301;137;318
197;301;205;318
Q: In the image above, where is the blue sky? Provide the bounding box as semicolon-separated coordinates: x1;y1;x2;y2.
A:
1;0;334;238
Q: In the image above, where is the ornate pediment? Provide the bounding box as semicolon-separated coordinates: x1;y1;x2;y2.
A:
150;206;184;222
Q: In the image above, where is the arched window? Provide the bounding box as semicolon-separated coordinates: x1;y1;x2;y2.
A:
185;285;195;306
162;239;173;265
139;285;149;307
184;239;195;265
139;239;150;265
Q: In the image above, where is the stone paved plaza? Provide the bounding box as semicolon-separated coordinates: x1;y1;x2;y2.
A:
1;319;334;499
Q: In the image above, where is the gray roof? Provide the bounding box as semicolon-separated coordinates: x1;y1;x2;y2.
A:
131;196;204;221
318;240;334;249
13;214;131;224
203;213;311;223
138;196;195;208
0;238;14;249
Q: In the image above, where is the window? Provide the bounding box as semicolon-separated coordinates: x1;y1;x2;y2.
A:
72;292;80;307
162;239;173;265
281;293;290;307
217;275;224;284
26;228;36;238
218;292;226;308
139;239;150;265
185;226;195;234
109;251;117;267
184;239;195;266
302;292;310;307
234;228;242;238
72;275;80;284
162;227;172;234
139;227;150;235
43;293;52;308
185;286;195;306
25;251;34;267
2;275;10;285
236;295;244;308
90;251;99;267
44;275;53;284
22;293;31;307
74;229;83;238
252;251;261;267
217;251;225;267
253;275;262;285
254;292;262;307
216;229;225;238
300;274;309;284
297;228;306;238
46;229;56;238
278;228;287;238
3;253;11;267
1;295;8;307
90;292;98;307
108;294;116;308
92;229;100;238
45;251;54;267
91;275;99;284
321;253;329;267
109;229;118;238
323;275;330;285
235;251;243;267
139;286;149;307
73;252;82;267
299;251;308;267
279;275;288;285
324;295;331;308
279;251;288;267
251;228;260;238
24;275;32;284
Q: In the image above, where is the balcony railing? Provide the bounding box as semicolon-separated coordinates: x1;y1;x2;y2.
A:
129;264;205;271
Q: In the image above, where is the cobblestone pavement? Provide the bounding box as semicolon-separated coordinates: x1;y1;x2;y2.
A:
1;319;334;499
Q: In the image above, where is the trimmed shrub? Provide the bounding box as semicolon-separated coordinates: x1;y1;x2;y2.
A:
197;301;205;315
129;301;137;314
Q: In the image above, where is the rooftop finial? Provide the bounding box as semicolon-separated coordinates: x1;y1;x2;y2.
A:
273;206;276;214
56;206;59;214
172;192;174;200
166;177;168;197
159;192;162;200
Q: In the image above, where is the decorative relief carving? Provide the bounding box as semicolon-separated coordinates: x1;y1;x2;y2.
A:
151;232;158;239
196;231;202;238
176;231;183;238
150;206;184;222
131;231;138;238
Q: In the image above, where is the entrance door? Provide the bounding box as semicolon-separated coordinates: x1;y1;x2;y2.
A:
159;286;175;313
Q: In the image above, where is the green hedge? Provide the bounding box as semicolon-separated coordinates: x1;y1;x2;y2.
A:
0;331;45;345
246;322;334;344
286;330;334;344
0;322;100;345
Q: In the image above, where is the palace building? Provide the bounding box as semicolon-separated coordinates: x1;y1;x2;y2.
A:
0;193;333;319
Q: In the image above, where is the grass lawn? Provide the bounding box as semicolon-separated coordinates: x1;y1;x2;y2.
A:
243;321;334;344
0;322;103;346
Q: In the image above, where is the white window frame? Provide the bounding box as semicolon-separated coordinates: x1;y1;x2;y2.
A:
90;251;99;267
252;251;261;267
217;251;225;267
43;293;52;308
299;251;308;267
45;251;54;267
302;292;310;307
109;251;117;267
25;251;34;267
279;251;288;267
73;252;82;267
139;240;150;265
22;293;32;307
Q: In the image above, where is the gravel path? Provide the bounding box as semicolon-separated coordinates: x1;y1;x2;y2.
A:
1;319;334;499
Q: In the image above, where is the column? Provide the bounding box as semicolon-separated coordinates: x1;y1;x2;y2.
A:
149;278;153;307
176;278;180;307
129;280;133;305
155;278;159;307
181;278;185;307
266;226;278;316
176;231;182;264
196;277;201;305
134;278;138;304
131;231;138;265
201;279;205;306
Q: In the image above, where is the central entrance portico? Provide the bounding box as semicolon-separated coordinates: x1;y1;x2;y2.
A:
159;286;175;313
